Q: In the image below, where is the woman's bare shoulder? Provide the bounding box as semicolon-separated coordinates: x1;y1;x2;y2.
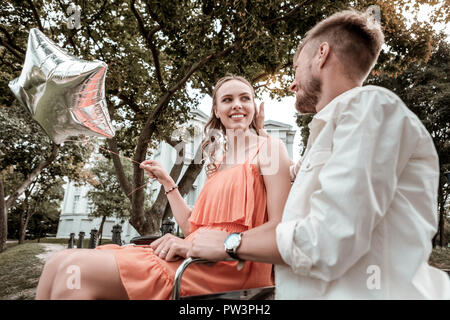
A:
257;136;290;175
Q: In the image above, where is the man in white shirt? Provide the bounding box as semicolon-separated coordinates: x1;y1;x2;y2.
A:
188;9;450;299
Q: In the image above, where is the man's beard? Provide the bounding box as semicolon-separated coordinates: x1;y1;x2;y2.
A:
295;76;321;114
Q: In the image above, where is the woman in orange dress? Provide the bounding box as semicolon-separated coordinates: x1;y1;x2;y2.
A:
35;75;292;299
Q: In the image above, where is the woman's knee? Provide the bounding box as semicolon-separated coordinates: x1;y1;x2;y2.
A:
50;250;127;299
43;249;76;273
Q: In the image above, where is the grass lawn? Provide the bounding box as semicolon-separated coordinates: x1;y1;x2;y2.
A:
428;246;450;270
0;242;46;300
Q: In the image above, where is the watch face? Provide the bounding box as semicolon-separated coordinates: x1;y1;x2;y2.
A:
225;233;240;249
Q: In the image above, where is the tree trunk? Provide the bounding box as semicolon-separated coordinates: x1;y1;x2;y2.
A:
97;215;106;245
5;144;60;209
437;184;448;247
18;210;26;244
0;174;7;253
18;192;30;244
435;175;448;248
438;205;445;247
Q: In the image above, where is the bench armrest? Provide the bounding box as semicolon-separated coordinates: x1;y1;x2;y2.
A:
130;235;161;245
172;257;215;300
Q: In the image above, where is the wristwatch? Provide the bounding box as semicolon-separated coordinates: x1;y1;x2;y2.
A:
224;232;243;260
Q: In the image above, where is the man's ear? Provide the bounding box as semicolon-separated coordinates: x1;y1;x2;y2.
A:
317;42;330;69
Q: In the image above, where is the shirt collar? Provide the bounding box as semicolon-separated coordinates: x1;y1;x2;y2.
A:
311;86;362;125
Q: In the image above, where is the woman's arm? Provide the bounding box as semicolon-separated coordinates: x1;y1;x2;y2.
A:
140;160;192;236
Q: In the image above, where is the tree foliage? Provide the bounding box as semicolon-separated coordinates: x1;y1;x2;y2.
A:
1;0;447;236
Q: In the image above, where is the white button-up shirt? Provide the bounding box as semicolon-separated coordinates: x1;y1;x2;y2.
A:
275;85;450;299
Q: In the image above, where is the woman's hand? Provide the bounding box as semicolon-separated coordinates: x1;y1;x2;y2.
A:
187;229;229;261
255;102;269;137
150;234;192;262
140;160;174;189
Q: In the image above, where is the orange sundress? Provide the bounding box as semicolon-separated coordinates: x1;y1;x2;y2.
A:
95;139;273;299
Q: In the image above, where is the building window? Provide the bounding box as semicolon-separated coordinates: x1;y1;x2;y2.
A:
190;139;195;158
73;195;80;213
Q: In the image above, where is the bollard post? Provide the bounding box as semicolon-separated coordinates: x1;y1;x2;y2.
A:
77;231;85;248
88;229;98;249
111;224;122;246
68;233;75;248
161;219;175;236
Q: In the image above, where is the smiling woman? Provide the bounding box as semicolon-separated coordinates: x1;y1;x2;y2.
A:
214;80;256;131
201;75;261;175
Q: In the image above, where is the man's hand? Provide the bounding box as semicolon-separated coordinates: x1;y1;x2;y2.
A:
150;234;192;262
187;229;229;261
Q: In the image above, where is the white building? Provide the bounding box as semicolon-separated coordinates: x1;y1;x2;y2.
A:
56;110;297;244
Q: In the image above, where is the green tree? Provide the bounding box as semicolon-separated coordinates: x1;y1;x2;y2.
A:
1;0;446;237
7;174;64;243
0;103;90;252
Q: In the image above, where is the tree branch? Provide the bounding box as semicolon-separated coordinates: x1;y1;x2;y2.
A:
5;144;60;209
0;173;7;252
26;0;44;32
264;0;316;25
130;0;165;91
106;137;133;199
0;27;26;55
118;93;144;117
87;0;108;24
0;38;24;62
145;4;165;29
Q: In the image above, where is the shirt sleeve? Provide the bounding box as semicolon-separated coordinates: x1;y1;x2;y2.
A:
276;89;423;281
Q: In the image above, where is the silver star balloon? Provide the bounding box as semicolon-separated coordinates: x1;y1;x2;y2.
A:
8;28;114;144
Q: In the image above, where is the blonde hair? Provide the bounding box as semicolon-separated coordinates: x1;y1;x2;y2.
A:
294;9;385;80
201;75;259;176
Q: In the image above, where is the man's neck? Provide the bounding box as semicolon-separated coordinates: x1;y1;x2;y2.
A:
315;75;362;113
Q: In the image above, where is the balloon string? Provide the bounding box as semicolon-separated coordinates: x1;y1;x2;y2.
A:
64;138;150;196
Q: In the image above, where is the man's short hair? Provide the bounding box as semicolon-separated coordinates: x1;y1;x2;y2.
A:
295;9;385;81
